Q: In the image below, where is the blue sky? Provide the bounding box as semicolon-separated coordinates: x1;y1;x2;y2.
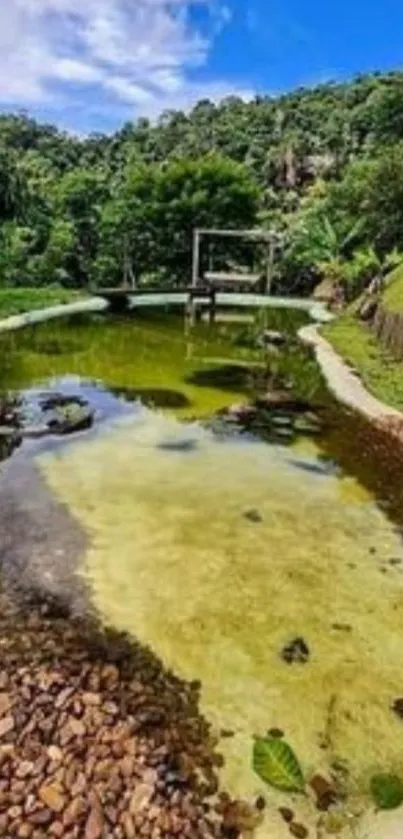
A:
1;0;403;134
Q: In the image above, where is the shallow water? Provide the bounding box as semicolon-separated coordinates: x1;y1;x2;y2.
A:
1;311;403;835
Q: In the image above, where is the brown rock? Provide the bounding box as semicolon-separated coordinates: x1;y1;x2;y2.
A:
279;807;294;824
82;693;101;707
63;797;87;827
102;664;119;686
49;822;64;838
9;805;23;820
38;784;66;813
129;782;154;814
392;697;403;718
103;701;119;716
16;760;35;779
60;718;86;745
124;738;137;756
0;673;9;690
29;809;53;826
0;715;14;738
25;795;37;815
0;743;14;761
223;800;262;833
309;774;337;810
120;755;135;778
47;746;64;763
85;801;104;839
32;755;48;778
87;672;101;692
121;813;136;839
17;824;33;839
71;772;87;797
289;824;308;838
0;693;12;717
54;688;75;710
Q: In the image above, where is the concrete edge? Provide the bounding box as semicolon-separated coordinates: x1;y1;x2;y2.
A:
299;323;403;425
0;297;109;334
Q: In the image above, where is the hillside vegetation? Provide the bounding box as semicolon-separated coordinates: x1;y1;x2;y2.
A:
1;70;403;291
324;263;403;410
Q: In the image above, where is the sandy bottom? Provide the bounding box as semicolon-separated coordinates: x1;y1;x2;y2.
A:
38;412;403;837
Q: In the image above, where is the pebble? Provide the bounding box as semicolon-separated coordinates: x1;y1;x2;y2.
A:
0;599;230;839
243;508;263;523
38;784;66;813
279;807;294;824
267;727;284;738
289;823;308;838
0;715;14;738
392;697;403;718
0;692;12;717
255;796;266;811
85;803;104;839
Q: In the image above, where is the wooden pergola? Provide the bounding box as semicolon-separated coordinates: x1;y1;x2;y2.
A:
191;228;282;294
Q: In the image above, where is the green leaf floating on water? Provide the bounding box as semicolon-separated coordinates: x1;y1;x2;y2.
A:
253;736;305;793
370;774;403;810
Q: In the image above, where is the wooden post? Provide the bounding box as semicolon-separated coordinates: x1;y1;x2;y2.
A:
209;289;216;326
265;237;275;295
192;229;201;288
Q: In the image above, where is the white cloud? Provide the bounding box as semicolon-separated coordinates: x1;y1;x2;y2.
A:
0;0;250;127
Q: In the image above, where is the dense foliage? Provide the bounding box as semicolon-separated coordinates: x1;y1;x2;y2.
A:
1;70;403;292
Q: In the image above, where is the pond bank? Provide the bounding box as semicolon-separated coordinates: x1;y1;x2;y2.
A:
0;297;108;333
299;324;403;439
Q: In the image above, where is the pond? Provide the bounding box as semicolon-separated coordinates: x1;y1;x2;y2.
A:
1;309;403;838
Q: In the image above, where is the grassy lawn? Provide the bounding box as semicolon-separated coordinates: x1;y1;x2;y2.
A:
0;287;85;318
322;316;403;412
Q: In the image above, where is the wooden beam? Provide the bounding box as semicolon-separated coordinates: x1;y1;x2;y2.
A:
192;229;201;288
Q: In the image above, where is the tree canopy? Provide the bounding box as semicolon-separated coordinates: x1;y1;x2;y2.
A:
1;70;403;292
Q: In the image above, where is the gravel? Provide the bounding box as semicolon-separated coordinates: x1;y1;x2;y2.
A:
0;594;260;839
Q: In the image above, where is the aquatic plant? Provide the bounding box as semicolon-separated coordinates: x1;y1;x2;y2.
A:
370;773;403;810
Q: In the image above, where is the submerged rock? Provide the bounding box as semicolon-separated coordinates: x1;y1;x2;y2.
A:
289;823;308;838
47;403;94;436
309;774;338;811
0;426;22;461
158;437;198;452
281;637;310;664
257;329;287;348
392;697;403;719
39;393;88;411
243;508;263;523
256;390;313;412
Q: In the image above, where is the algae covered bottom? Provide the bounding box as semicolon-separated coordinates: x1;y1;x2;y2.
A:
1;311;403;837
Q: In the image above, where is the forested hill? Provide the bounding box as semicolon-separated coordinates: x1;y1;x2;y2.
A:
1;69;403;293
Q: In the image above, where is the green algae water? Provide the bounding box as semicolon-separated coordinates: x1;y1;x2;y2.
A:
1;311;403;838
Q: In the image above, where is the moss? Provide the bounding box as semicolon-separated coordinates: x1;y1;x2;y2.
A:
322;317;403;411
0;287;84;318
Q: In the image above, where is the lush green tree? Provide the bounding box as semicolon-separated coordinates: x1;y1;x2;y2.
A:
53;169;109;285
95;155;259;287
326;142;403;255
